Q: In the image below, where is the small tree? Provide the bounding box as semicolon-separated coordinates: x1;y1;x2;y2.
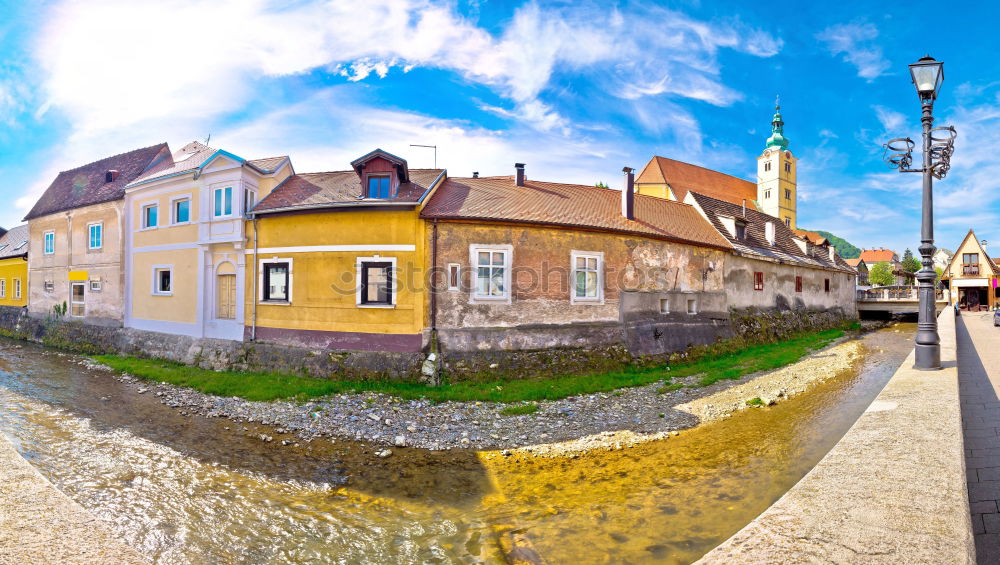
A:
901;248;921;277
595;181;609;188
869;261;896;287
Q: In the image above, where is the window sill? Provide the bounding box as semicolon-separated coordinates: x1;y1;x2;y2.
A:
357;303;395;309
571;298;603;305
170;221;193;227
139;226;158;232
152;292;173;297
259;300;291;306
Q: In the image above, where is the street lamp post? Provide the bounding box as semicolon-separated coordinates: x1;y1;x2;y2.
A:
883;55;957;370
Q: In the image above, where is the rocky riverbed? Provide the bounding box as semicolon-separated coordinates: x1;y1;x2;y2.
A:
70;326;891;454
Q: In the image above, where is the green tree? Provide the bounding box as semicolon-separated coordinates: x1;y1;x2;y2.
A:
901;248;921;284
869;261;896;287
814;230;861;259
595;181;609;188
935;266;944;285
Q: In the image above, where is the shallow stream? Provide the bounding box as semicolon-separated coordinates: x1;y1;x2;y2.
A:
0;325;915;564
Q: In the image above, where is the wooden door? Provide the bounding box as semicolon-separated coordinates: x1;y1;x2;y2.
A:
217;274;236;319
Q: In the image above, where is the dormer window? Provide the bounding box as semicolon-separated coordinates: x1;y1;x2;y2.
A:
735;221;747;240
367;175;391;199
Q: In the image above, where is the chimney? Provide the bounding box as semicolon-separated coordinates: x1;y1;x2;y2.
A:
621;166;635;220
472;171;479;178
741;199;746;217
828;246;836;262
765;221;775;245
105;170;120;183
514;163;525;186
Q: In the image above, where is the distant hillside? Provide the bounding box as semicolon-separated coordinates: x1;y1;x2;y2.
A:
815;230;861;259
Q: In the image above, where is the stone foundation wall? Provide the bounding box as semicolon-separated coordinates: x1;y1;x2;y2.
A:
0;304;856;384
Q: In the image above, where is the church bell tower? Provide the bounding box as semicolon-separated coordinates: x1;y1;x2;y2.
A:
756;97;797;229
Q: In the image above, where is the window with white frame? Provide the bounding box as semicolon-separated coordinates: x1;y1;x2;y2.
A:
43;280;54;293
243;188;256;215
214;186;233;217
142;204;158;229
152;267;172;295
88;222;102;249
262;261;290;302
356;257;394;306
447;263;461;291
43;231;55;254
90;279;102;292
571;251;603;303
14;278;21;299
172;197;191;224
471;245;511;301
0;279;6;298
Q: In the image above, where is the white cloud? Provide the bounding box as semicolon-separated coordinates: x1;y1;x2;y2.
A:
816;22;890;81
872;105;907;133
34;0;780;136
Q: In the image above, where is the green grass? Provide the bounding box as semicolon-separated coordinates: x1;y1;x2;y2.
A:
746;397;764;407
500;403;539;416
656;383;684;394
92;324;849;404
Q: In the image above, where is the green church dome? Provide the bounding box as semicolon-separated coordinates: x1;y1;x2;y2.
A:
765;98;789;150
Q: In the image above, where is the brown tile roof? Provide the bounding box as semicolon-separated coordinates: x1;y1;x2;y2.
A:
637;156;759;207
127;141;216;186
247;156;289;173
844;258;866;268
420;176;731;250
0;224;29;259
689;191;853;273
24;143;170;220
254;169;444;213
793;229;828;246
859;249;898;264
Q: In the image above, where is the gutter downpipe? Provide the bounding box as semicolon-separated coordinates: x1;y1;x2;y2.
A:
251;215;259;341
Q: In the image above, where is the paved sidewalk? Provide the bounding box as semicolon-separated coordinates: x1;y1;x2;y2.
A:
959;311;1000;563
0;432;147;565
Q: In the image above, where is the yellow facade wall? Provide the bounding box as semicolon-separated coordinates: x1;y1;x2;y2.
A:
247;209;426;336
131;187;200;249
0;257;27;307
130;248;199;324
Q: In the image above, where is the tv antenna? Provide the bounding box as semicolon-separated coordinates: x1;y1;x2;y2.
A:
410;144;437;169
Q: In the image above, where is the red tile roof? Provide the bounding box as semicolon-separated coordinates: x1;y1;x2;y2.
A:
844;258;865;268
859;249;898;263
637;156;759;207
25;143;171;220
793;229;828;246
254;169;444;213
420;176;731;250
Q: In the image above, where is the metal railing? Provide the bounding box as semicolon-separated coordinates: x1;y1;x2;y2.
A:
857;285;945;301
962;264;980;276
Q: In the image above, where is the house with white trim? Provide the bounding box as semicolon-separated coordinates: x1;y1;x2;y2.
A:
123;141;292;340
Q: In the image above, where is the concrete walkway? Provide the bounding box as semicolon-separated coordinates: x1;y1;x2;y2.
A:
697;309;975;564
959;311;1000;563
0;432;147;565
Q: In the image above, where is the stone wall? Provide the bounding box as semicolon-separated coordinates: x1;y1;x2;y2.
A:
729;306;853;344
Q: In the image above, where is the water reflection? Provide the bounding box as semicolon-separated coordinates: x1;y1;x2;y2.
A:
0;326;914;564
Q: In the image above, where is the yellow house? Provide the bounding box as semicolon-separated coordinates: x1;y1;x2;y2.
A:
247;149;445;351
124;142;292;340
24;144;172;325
0;225;29;308
943;229;998;311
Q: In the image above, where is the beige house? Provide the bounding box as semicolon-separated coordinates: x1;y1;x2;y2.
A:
943;229;998;311
123;142;292;340
25;144;171;325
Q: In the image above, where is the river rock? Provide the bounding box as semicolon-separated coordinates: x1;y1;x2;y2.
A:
375;449;392;458
394;435;406;447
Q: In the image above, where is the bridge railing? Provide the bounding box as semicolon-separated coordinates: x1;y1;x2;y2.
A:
857;285;946;301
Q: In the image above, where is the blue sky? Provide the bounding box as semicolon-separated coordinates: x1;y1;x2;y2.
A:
1;0;998;256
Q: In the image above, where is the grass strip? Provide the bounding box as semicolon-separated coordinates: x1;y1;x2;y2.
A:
92;325;849;404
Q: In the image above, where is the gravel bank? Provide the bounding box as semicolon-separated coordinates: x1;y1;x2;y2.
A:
74;328;882;454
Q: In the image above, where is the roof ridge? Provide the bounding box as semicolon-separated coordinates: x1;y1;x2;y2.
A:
655;155;754;184
58;142;167;174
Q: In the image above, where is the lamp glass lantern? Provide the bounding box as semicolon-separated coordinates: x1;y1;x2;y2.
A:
909;55;944;100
